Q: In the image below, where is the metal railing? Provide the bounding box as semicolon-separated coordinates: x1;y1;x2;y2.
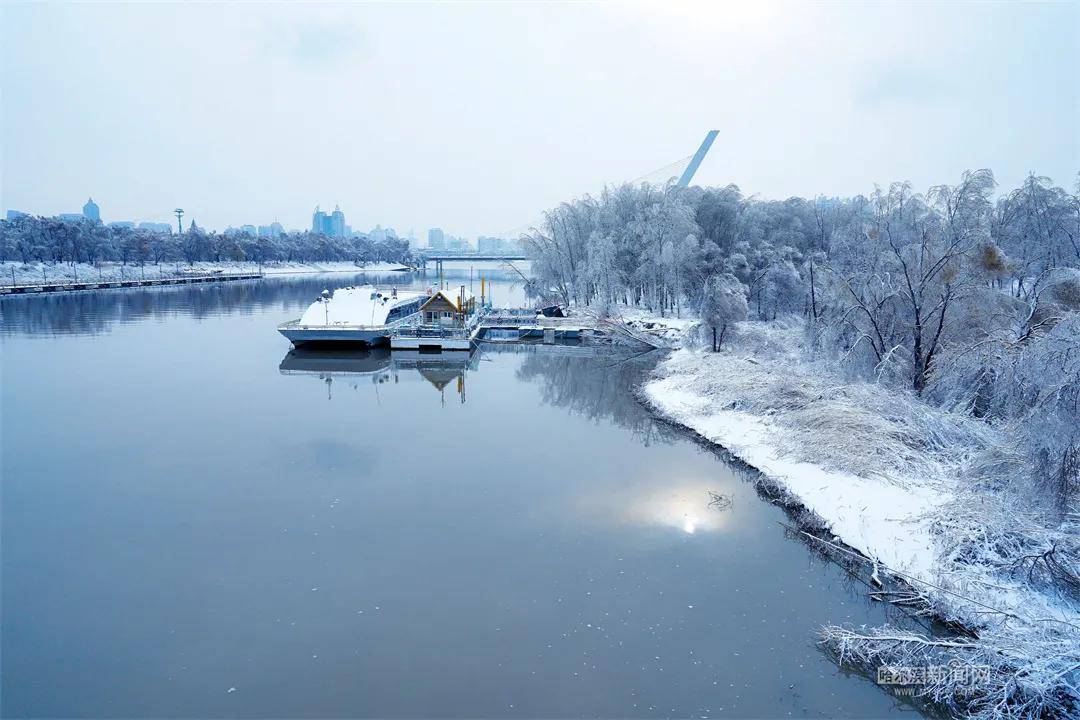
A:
280;310;423;332
393;324;470;340
2;271;262;295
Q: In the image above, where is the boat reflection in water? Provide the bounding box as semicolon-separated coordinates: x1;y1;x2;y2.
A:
278;347;480;403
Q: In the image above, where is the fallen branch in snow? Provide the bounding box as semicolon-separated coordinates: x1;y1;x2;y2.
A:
790;524;1035;626
1010;542;1080;601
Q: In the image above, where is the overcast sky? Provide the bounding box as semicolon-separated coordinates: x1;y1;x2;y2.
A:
2;1;1077;237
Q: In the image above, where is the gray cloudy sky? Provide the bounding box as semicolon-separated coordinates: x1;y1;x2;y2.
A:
2;1;1077;237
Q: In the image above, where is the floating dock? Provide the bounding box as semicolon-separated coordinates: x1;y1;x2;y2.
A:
479;325;588;342
379;306;662;353
387;310;596;352
389;324;482;351
477;312;593;344
0;272;262;296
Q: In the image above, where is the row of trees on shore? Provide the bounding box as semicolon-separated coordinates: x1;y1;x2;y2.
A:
0;217;412;266
525;171;1078;382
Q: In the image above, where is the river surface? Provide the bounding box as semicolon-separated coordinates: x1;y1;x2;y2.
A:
2;266;925;718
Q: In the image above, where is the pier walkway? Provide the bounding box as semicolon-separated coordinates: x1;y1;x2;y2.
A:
388;307;662;351
0;272;262;296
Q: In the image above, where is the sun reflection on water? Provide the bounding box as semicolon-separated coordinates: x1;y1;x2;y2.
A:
618;482;731;535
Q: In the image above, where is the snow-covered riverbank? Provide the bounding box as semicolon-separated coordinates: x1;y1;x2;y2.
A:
0;260;410;285
643;320;976;583
636;318;1078;718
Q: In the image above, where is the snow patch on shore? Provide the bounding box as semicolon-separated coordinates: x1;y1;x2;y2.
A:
591;306;700;348
645;366;948;581
257;261;409;275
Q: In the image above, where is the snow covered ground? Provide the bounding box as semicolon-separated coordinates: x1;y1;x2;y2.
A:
639;318;1079;717
0;260;410;285
576;306;700;348
643;334;965;584
254;261;409;276
615;308;698;346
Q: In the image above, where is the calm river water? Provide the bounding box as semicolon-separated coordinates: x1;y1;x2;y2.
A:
2;266;925;718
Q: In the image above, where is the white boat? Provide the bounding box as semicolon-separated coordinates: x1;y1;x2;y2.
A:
278;285;427;346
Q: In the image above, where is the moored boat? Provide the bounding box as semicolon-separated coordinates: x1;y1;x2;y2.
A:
278;285;426;346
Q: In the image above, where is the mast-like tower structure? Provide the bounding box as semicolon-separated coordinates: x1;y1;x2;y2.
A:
676;130;719;188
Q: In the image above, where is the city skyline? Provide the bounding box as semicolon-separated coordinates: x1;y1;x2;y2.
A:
4;2;1075;238
6;194;493;246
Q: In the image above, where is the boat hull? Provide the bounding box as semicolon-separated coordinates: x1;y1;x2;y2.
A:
278;325;391;346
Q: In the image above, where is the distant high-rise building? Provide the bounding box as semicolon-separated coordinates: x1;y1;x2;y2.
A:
312;206;347;238
312;207;329;234
255;221;284;239
83;197;100;222
6;210;28;220
477;236;508;253
330;206;346;238
108;221;136;229
427;227;445;250
368;225;398;244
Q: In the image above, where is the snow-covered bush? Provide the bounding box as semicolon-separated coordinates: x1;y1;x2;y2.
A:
659;320;995;482
822;622;1079;720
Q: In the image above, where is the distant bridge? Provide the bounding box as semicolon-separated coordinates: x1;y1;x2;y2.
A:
418;252;528;262
416;252;529;276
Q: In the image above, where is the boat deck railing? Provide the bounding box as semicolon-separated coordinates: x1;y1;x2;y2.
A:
393;324;471;340
278;310;423;332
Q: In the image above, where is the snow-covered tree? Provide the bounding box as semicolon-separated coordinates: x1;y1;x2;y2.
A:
699;273;748;350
